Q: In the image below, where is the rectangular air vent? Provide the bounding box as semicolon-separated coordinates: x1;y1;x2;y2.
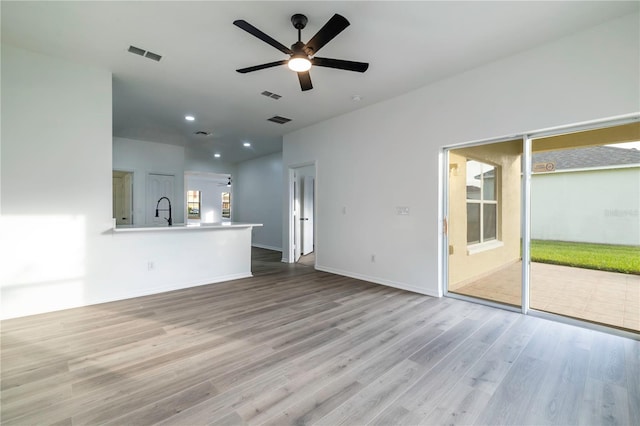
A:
261;91;282;100
144;51;162;62
267;115;291;124
128;45;162;62
128;45;145;56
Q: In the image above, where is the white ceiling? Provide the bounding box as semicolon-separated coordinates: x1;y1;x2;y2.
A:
2;1;637;164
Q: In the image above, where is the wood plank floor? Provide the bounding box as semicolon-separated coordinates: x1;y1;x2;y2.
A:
1;248;638;425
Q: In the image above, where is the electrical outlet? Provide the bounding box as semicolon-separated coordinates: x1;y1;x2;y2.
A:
396;206;410;215
147;261;155;271
371;254;376;263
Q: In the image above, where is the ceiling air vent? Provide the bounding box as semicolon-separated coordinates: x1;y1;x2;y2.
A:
144;51;162;62
127;45;162;62
128;45;145;56
261;91;282;100
267;115;291;124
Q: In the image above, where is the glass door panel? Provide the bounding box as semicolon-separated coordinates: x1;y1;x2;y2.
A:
447;140;523;307
530;123;640;331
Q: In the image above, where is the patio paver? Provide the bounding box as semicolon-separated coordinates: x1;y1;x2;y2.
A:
452;262;639;332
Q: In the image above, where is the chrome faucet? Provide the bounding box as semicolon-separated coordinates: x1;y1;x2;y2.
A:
155;197;172;226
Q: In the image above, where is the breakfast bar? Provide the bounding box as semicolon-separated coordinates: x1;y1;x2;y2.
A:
108;221;264;301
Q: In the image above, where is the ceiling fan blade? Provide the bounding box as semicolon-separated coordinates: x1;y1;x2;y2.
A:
236;60;288;74
233;19;292;55
303;14;350;55
312;57;369;73
297;71;313;91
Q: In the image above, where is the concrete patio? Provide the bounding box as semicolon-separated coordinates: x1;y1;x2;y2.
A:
452;262;640;332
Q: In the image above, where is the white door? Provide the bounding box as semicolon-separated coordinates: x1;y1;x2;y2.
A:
147;173;175;225
293;178;302;262
301;176;314;255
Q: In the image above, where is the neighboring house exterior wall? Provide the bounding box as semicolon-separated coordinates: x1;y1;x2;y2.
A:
531;166;640;246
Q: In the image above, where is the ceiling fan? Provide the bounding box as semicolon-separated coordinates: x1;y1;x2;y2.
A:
233;13;369;91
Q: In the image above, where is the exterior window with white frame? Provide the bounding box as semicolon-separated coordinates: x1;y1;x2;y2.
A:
466;160;498;245
187;190;201;219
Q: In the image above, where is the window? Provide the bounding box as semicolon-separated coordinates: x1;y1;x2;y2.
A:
187;190;201;219
466;160;497;245
222;192;230;219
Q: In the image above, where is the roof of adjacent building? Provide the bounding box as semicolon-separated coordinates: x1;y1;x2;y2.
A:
532;145;640;170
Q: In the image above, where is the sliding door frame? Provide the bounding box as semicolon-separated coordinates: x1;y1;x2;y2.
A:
441;113;640;338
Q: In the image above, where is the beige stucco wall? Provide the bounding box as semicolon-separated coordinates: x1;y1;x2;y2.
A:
448;140;522;290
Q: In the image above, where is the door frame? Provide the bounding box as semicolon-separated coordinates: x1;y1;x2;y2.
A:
286;161;317;265
301;175;315;255
441;113;639;338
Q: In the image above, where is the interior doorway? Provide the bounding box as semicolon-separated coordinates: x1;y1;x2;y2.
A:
112;170;133;225
288;163;316;266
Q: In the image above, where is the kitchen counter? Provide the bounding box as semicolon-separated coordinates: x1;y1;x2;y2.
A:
113;222;263;233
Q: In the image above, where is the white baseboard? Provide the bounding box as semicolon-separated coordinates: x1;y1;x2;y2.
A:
281;257;290;263
252;243;282;252
314;264;438;297
105;273;253;304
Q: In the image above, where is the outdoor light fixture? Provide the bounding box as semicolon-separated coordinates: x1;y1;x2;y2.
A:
287;55;311;72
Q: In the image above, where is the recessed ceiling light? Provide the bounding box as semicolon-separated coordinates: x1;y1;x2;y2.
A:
243;142;251;147
214;153;221;158
185;115;195;121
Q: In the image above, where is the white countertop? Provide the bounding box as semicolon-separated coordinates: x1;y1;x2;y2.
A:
113;222;263;233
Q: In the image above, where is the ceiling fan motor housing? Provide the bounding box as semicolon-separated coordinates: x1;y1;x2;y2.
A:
291;14;308;30
291;41;307;55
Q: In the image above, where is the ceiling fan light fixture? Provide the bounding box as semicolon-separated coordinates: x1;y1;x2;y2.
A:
288;56;311;72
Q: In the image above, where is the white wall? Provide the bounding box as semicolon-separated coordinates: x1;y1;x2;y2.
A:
185;173;231;224
0;45;253;319
1;44;113;318
235;152;283;251
531;167;640;245
113;137;185;225
185;147;238;218
282;14;640;297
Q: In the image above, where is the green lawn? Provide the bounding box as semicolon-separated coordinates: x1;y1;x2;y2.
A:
530;240;640;275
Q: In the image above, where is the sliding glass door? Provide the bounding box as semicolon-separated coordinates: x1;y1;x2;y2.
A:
445;120;639;333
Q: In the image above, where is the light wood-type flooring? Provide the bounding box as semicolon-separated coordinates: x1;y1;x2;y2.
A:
2;248;639;425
